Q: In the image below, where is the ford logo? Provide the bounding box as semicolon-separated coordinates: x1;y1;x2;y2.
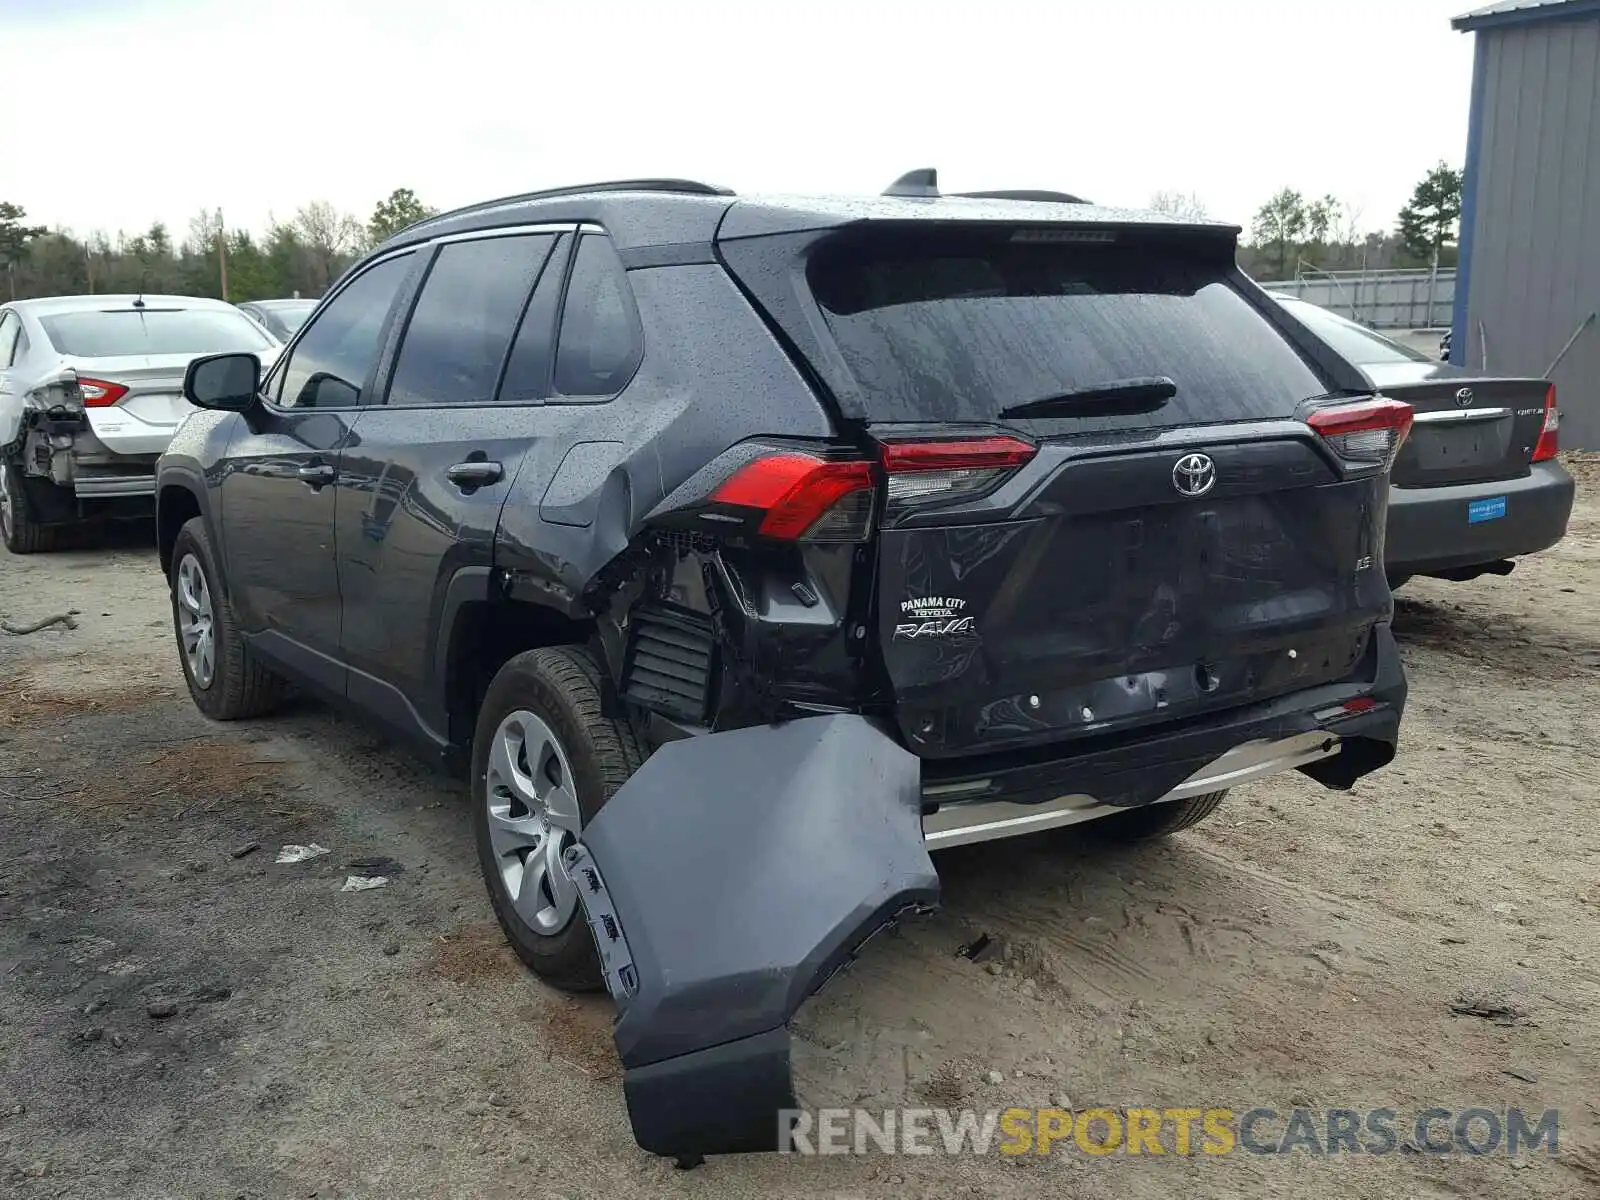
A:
1172;452;1217;498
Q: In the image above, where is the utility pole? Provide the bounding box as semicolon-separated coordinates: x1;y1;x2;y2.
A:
217;208;229;301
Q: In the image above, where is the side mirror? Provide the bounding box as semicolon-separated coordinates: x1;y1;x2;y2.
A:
184;352;261;411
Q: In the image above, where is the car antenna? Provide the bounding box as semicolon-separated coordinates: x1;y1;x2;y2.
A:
882;168;939;198
133;273;146;309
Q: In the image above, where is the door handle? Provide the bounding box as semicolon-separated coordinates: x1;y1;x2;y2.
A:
297;464;336;486
446;461;505;487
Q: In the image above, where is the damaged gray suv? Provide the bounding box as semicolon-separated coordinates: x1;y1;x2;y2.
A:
155;173;1410;1160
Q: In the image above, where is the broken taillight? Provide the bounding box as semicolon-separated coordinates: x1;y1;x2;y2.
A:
710;453;876;541
880;435;1037;507
1306;397;1413;469
77;377;129;408
708;434;1039;541
1531;383;1559;462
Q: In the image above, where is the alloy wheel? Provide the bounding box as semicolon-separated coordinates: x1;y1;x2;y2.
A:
484;709;583;935
0;462;14;542
175;553;217;688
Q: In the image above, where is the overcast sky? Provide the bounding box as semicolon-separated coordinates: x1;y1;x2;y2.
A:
1;0;1477;242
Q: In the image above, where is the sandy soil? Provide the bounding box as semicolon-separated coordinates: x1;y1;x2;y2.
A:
3;462;1599;1199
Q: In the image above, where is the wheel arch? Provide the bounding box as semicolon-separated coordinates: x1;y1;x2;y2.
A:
156;473;207;576
436;568;600;756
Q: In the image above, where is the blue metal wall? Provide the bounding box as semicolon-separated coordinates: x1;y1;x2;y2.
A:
1455;10;1600;447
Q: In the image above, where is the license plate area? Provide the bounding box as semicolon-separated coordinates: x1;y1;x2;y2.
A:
1415;421;1505;470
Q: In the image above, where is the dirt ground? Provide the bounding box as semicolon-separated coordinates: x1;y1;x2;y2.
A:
3;461;1600;1199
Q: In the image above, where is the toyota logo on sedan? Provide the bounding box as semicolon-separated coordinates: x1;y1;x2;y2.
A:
1172;452;1217;497
1455;387;1475;408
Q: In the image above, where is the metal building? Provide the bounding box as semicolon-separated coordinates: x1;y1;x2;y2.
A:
1453;0;1600;448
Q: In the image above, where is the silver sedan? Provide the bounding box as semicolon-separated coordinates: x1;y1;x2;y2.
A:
0;294;280;552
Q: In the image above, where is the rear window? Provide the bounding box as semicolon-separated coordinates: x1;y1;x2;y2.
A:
1276;297;1430;365
806;231;1328;429
38;308;275;358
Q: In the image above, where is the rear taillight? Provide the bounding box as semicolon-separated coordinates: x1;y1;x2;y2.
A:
77;377;129;408
880;435;1037;506
1306;397;1414;469
705;434;1038;542
710;453;876;541
1532;383;1559;462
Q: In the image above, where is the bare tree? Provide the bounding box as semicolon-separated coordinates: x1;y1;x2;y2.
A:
293;201;366;290
186;208;224;257
1335;201;1364;248
1148;190;1210;221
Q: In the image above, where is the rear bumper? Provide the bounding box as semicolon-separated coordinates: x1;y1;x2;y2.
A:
569;634;1404;1161
921;622;1406;846
1385;461;1574;577
923;730;1342;848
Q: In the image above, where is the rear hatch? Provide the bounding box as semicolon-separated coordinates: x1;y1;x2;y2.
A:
721;215;1406;759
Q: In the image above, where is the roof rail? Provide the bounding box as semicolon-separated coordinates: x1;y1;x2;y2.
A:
404;178;735;234
955;189;1090;205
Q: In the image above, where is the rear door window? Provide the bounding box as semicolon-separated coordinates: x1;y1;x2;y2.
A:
806;230;1328;431
497;235;571;405
386;233;557;407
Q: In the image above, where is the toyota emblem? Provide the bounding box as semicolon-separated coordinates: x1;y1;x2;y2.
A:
1455;387;1474;408
1172;452;1217;497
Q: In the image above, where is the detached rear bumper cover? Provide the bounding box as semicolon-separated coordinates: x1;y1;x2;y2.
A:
567;714;937;1158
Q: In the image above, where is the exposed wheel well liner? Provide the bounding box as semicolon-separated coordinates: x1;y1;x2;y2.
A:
443;596;598;748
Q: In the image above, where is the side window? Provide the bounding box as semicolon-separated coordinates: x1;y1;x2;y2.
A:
551;234;643;400
386;234;555;407
276;253;414;409
496;235;570;405
0;312;20;367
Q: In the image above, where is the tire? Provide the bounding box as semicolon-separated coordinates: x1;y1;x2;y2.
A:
471;646;646;993
1087;790;1229;843
169;517;287;719
1;460;55;554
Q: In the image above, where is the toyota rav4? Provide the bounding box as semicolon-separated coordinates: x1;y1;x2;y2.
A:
155;173;1410;1159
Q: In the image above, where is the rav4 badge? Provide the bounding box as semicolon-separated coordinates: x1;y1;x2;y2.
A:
895;596;976;640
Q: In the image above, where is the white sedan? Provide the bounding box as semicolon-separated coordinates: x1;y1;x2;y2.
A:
0;294;281;552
